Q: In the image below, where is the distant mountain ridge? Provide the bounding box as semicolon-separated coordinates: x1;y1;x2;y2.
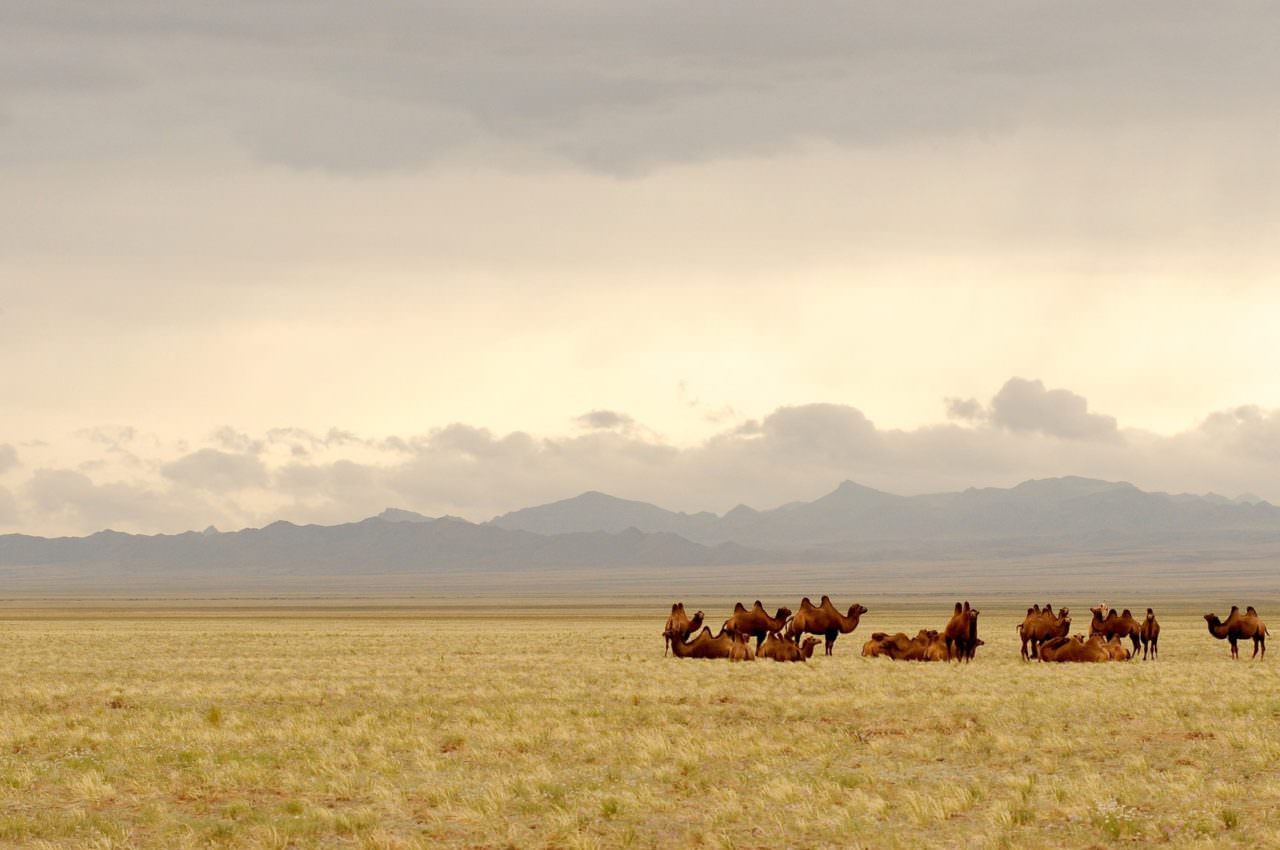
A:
3;477;1279;588
492;476;1280;550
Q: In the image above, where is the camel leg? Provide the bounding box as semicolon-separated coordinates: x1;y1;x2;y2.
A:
1152;638;1158;660
1253;636;1262;659
1130;634;1140;660
1230;636;1239;660
825;630;837;656
663;635;669;657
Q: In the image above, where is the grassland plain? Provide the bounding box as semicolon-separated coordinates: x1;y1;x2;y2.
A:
1;601;1279;849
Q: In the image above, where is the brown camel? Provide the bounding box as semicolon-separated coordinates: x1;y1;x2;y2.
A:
723;601;793;649
786;596;867;655
862;630;944;661
1139;609;1160;660
667;626;738;660
662;603;704;656
1038;634;1110;663
1089;606;1141;658
759;631;819;662
943;601;980;662
1018;605;1071;661
1205;606;1269;659
729;630;756;662
1103;636;1132;661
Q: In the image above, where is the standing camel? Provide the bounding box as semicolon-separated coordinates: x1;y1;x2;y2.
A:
943;601;979;662
722;601;793;650
1205;606;1269;659
1139;609;1160;660
1018;605;1071;660
1089;607;1142;659
785;596;867;655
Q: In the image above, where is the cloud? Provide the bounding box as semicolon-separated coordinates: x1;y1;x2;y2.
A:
161;448;268;492
6;377;1280;535
4;3;1279;173
0;443;18;475
0;485;17;527
574;410;634;431
944;397;986;423
988;378;1120;442
24;468;227;532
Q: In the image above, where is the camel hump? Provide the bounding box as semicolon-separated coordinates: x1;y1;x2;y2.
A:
672;602;682;613
753;600;765;609
1247;606;1258;615
820;595;832;605
800;597;815;609
733;602;747;613
954;602;963;613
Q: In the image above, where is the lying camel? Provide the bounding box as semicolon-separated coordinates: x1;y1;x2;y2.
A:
1139;609;1160;660
1018;605;1071;660
1104;636;1131;661
729;630;756;662
943;601;980;662
1089;607;1141;658
863;629;949;662
722;601;793;650
663;603;705;656
786;596;867;655
1038;634;1110;663
667;626;738;659
759;631;819;662
1205;606;1269;660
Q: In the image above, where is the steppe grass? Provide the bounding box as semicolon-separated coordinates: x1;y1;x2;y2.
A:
0;604;1278;848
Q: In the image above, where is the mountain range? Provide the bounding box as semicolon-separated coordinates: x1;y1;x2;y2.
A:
2;477;1279;590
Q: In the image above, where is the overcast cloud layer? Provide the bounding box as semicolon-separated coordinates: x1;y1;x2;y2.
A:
3;5;1279;534
3;378;1279;537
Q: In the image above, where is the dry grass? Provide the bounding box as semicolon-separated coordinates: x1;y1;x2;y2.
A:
1;603;1279;848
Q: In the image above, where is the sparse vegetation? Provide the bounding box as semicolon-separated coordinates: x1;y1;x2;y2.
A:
0;603;1278;848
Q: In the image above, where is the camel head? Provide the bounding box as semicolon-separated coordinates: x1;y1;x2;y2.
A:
1204;613;1220;626
848;603;868;619
775;606;793;622
1145;608;1155;620
800;637;820;658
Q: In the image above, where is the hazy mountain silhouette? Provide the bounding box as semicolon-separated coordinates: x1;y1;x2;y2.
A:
3;477;1279;590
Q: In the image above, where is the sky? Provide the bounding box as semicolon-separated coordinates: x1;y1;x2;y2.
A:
2;2;1280;535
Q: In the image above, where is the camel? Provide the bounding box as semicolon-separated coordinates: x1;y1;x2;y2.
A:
667;626;738;660
1018;605;1071;660
786;596;867;655
663;603;705;656
943;601;979;662
729;630;756;662
722;601;793;649
1139;609;1160;660
1104;636;1132;661
759;631;820;662
861;629;947;661
1089;607;1141;658
1038;634;1110;663
1205;606;1269;659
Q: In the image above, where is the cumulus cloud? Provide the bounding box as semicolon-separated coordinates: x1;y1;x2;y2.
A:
988;378;1120;442
944;397;986;423
574;410;635;431
6;377;1280;535
24;468;229;532
161;448;268;492
0;443;18;475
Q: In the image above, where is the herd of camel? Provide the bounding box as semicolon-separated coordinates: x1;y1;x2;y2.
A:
662;599;1270;663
